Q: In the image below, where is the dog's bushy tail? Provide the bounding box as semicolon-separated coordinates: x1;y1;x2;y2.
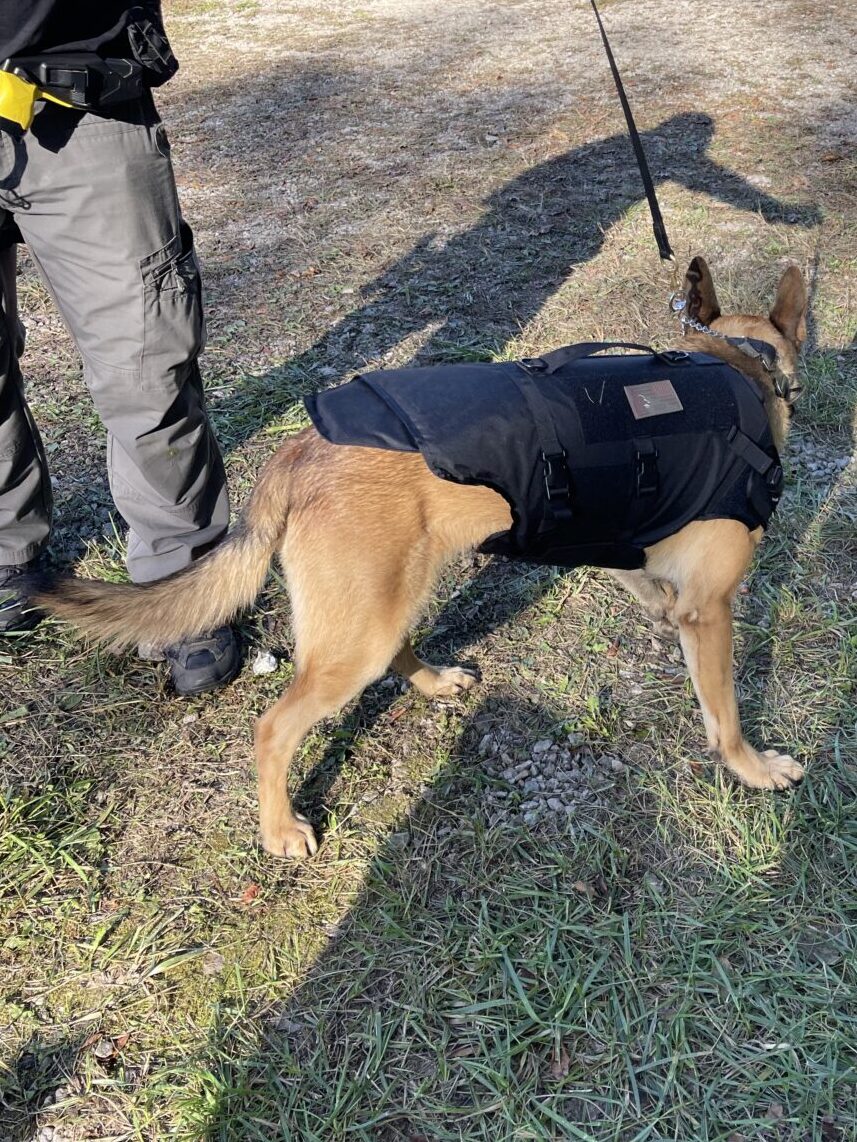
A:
31;446;293;651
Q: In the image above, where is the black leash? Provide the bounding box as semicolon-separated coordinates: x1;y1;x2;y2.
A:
589;0;674;262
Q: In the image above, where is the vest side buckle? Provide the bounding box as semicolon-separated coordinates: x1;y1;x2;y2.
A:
542;450;573;520
635;445;659;497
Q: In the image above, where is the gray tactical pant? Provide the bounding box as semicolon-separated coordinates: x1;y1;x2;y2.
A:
0;96;228;582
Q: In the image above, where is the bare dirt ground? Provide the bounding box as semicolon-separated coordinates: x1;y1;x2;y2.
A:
1;1;855;1139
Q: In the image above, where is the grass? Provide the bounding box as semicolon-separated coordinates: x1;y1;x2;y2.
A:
2;0;857;1138
166;770;857;1140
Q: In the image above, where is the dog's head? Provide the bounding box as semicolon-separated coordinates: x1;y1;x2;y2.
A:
682;255;808;414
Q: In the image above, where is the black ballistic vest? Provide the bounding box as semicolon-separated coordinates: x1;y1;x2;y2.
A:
305;342;783;570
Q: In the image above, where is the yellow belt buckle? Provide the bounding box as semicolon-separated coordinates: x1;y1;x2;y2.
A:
0;68;75;133
0;69;38;131
41;90;75;110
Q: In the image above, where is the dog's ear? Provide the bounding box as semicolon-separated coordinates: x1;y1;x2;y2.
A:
684;256;721;324
769;265;808;350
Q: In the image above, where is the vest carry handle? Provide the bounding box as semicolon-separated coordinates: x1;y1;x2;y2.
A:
522;342;686;375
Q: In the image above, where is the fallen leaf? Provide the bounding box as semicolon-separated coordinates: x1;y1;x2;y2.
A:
114;1032;131;1051
573;880;594;897
550;1045;570;1079
593;874;609;897
240;883;261;905
0;705;28;725
766;1102;785;1120
57;691;84;711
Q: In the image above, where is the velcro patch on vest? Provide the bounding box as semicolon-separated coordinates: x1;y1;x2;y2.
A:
624;380;684;419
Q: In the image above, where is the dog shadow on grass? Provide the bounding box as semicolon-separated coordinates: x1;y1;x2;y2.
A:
198;688;629;1139
733;324;856;762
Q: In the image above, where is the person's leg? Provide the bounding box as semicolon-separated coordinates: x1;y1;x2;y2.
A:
13;100;229;583
0;240;52;630
8;100;237;686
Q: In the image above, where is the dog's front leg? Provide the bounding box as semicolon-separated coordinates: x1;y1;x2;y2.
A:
675;591;804;790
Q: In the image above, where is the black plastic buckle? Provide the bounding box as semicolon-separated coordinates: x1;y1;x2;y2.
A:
784;381;803;404
37;60;90;103
542;450;573;519
766;462;784;500
520;357;547;372
659;349;690;364
635;448;659;496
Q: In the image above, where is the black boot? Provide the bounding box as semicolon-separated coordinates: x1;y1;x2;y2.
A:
163;625;242;696
0;561;43;634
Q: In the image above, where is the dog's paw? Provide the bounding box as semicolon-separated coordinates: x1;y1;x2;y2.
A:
262;813;319;859
725;744;804;790
759;749;805;790
427;665;479;699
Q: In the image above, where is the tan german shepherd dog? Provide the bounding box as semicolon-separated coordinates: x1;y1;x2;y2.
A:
33;258;808;858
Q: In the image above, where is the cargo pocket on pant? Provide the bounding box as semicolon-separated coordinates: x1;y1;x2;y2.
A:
139;220;206;392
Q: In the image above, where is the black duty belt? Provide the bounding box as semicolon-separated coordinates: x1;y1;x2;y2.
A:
2;54;147;112
1;14;177;120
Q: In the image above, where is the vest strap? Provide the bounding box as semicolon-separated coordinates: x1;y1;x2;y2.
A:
727;425;778;477
523;341;686;376
510;363;573;525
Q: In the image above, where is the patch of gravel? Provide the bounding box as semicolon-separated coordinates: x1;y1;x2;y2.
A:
788;433;855;486
476;727;625;828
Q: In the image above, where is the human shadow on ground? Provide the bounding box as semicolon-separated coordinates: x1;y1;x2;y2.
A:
28;111;820;588
210;110;820;452
195;677;854;1140
225;110;820;840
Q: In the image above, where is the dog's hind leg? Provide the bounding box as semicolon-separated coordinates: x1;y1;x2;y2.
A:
255;649;396;857
254;511;445;857
391;640;479;699
648;521;804;791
